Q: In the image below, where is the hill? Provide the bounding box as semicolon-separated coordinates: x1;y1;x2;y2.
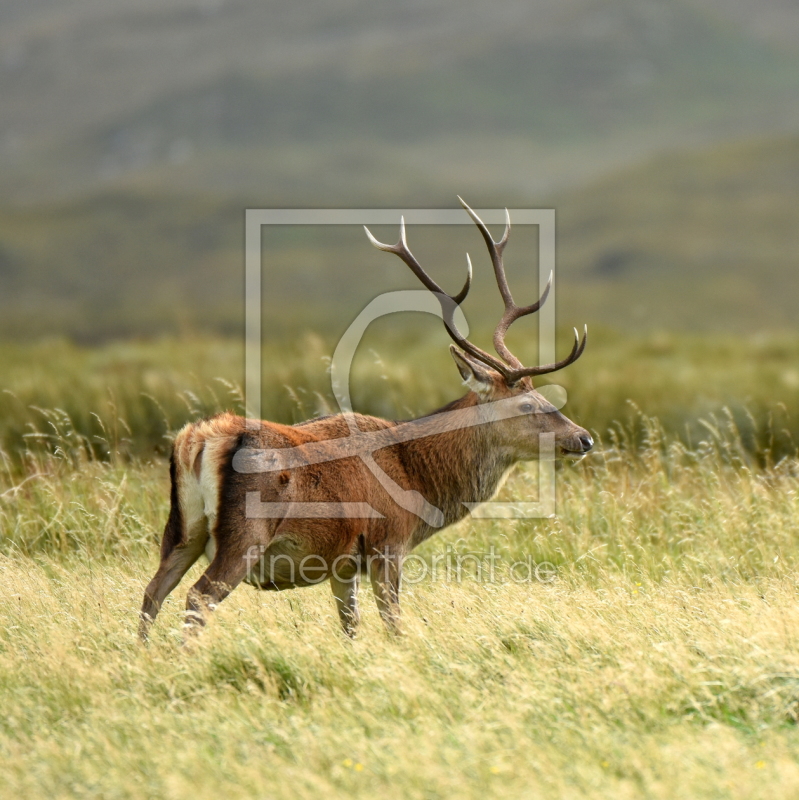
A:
2;0;799;205
0;133;796;340
555;134;799;331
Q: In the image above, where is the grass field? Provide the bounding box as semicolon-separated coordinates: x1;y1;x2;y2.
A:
4;1;799;793
2;327;798;465
2;333;799;798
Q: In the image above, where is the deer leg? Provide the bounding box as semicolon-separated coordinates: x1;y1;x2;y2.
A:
183;534;257;636
139;528;207;642
330;573;360;637
368;550;403;635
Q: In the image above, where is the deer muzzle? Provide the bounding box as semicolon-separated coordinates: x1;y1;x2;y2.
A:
561;428;594;456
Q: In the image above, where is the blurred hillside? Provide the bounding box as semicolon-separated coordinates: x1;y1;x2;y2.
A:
556;133;799;331
3;0;799;205
0;133;796;340
0;0;798;340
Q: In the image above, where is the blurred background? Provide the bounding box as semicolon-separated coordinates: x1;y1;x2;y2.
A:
1;0;799;458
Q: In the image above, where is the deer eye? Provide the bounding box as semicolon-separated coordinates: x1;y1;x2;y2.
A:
520;402;534;413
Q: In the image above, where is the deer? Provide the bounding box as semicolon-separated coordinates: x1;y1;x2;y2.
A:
138;198;592;641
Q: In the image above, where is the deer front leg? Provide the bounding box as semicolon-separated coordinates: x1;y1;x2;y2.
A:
368;549;403;635
330;573;360;637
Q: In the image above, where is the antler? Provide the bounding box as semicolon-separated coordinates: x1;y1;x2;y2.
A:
363;217;513;377
364;198;587;384
457;197;587;380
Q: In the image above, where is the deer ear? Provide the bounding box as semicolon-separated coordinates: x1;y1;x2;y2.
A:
449;345;495;395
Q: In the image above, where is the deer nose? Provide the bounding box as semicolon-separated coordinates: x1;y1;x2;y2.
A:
578;433;594;452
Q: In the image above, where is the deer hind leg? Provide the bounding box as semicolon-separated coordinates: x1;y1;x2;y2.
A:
139;517;208;641
183;549;251;637
183;511;259;636
368;549;403;635
139;444;210;642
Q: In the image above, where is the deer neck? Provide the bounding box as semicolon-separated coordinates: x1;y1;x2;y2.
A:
398;392;516;530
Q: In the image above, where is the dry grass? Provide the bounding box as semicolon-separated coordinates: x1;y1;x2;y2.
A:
2;403;799;798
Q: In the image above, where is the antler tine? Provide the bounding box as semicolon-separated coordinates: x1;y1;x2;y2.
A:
364;218;443;296
491;271;553;366
454;254;472;305
506;325;588;380
457;197;513;307
460;196;553;368
364;218;514;378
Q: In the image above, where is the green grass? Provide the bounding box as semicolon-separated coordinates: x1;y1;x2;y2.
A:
2;329;798;468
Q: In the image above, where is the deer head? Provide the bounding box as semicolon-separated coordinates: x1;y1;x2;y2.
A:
365;197;593;460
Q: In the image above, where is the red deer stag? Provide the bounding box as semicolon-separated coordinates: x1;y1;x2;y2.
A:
139;198;592;640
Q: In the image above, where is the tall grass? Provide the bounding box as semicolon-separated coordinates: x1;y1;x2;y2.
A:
2;333;799;798
2;329;799;466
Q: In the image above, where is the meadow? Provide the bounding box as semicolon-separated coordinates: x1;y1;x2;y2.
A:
1;331;799;798
3;0;799;794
